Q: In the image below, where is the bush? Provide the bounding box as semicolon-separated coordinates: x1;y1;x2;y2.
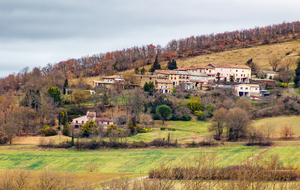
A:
160;127;176;131
138;128;147;133
171;114;179;121
145;128;152;132
107;124;119;132
152;113;160;120
181;114;191;121
42;128;58;136
197;112;206;121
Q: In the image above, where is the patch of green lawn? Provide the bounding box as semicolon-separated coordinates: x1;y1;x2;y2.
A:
0;146;262;173
126;128;193;142
155;120;211;135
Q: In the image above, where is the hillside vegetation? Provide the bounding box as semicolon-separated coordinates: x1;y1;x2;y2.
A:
71;40;300;86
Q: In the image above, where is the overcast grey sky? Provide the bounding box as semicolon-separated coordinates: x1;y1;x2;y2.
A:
0;0;299;77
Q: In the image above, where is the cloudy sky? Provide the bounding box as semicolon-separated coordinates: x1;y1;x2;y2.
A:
0;0;299;77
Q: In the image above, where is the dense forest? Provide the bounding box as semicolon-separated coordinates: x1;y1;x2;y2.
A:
1;21;300;94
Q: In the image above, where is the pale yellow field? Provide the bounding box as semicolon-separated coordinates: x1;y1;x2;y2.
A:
252;116;300;138
11;135;72;145
175;40;300;69
0;170;131;188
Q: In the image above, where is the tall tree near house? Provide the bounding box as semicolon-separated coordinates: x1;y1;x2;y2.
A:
72;89;86;108
208;108;227;138
156;105;172;124
216;73;220;81
230;75;234;82
245;58;258;74
268;55;281;71
167;59;178;70
140;67;146;75
294;59;300;87
149;55;161;72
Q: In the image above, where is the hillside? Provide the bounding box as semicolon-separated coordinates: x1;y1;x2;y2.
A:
70;40;300;86
174;40;300;69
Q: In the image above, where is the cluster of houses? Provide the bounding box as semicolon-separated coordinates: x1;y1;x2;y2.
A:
134;63;261;97
89;64;279;98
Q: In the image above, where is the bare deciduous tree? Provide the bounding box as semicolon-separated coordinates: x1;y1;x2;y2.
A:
268;55;281;71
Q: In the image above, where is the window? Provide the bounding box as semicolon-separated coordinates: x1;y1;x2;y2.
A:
193;76;195;79
244;74;245;77
205;78;207;80
76;120;78;124
183;77;185;79
209;70;211;73
165;86;168;88
227;74;228;76
236;74;238;76
110;79;112;82
236;70;238;72
242;70;244;72
245;87;248;90
241;74;243;76
197;77;199;80
230;70;232;72
240;87;243;89
255;88;258;90
174;77;176;79
179;76;181;79
221;69;223;71
171;77;173;79
140;77;142;79
179;81;181;83
150;78;151;80
221;73;223;76
160;86;163;88
82;121;84;124
187;77;189;79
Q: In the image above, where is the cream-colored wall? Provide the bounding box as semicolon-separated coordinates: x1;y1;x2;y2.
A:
232;68;251;81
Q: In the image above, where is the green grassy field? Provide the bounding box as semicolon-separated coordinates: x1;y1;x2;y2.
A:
252;116;300;138
155;120;211;135
265;146;300;167
126;128;194;142
0;146;261;174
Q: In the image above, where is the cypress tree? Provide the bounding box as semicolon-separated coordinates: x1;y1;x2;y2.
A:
294;59;300;87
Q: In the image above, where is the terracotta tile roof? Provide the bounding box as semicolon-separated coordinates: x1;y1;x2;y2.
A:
134;75;157;77
102;75;124;79
192;65;214;69
154;70;178;75
228;64;251;69
156;80;173;84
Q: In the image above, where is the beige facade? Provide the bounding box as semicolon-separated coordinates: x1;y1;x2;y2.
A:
155;80;173;93
93;75;124;89
135;75;157;87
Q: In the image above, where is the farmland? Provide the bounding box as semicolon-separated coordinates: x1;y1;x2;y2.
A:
0;146;261;173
